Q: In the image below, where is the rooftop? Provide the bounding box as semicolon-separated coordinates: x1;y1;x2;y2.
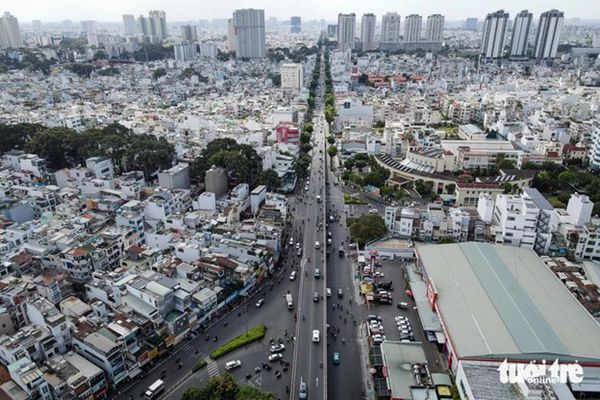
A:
416;242;600;363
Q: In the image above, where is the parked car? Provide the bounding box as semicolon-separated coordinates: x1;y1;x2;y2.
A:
337;288;343;298
367;315;382;322
268;353;283;362
255;299;265;308
326;288;332;297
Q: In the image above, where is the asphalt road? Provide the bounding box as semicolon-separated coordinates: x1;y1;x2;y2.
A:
290;52;328;400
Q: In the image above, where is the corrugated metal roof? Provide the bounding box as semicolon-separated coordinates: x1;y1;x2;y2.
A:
416;242;600;361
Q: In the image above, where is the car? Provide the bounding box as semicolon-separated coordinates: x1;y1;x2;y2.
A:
296;248;302;257
326;288;332;297
255;299;265;308
337;288;343;298
269;344;285;353
399;329;412;336
374;272;385;278
289;271;297;281
298;382;308;399
312;329;320;343
225;360;242;371
296;242;301;249
327;231;332;238
371;334;386;344
315;241;320;249
268;353;283;362
313;292;320;302
289;238;294;246
397;323;411;330
314;268;321;279
398;302;409;310
394;316;408;322
327;238;332;246
369;208;378;214
367;314;382;322
332;352;340;365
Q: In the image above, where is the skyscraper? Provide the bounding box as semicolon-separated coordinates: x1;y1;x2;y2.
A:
280;63;304;93
122;14;136;36
80;20;98;47
31;20;42;32
180;25;197;43
232;9;266;59
510;10;532;57
465;17;478;31
381;12;400;44
425;14;444;42
337;13;356;51
227;19;237;52
404;14;422;43
327;25;337;38
137;15;150;37
481;10;509;59
290;16;301;34
148;10;167;40
0;12;22;49
361;13;376;52
534;9;564;60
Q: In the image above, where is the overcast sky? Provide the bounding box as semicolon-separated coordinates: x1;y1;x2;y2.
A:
8;0;600;22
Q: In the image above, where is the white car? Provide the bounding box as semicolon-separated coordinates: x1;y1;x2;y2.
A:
225;360;242;371
289;238;294;246
270;344;286;353
268;353;283;362
395;316;408;322
289;271;297;281
312;329;320;343
315;241;320;249
371;334;386;344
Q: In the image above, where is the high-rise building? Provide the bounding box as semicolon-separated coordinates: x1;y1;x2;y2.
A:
425;14;444;42
280;63;304;93
360;13;376;52
404;14;422;43
337;13;356;51
232;9;265;58
481;10;509;59
137;15;150;37
534;9;564;60
0;12;22;49
122;14;136;36
290;16;301;33
180;24;197;43
31;20;42;32
227;19;237;52
148;10;167;40
381;12;400;44
327;24;337;38
510;10;532;57
465;17;478;31
80;20;98;47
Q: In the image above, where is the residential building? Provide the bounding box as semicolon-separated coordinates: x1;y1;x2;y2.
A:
7;357;51;400
227;19;236;52
199;42;217;58
180;24;197;42
290;16;301;34
174;43;197;62
232;9;265;59
465;17;478;31
534;9;564;60
0;12;23;48
280;63;304;93
425;14;444;43
122;14;136;36
45;352;109;400
481;10;509;59
26;297;71;353
590;127;600;171
492;188;557;254
148;10;167;41
509;10;532;58
204;166;228;196
566;193;593;226
360;13;376;52
381;12;400;44
327;24;337;38
158;163;190;190
404;15;422;43
337;13;356;51
250;185;267;215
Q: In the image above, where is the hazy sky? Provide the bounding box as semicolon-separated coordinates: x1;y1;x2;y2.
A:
8;0;600;22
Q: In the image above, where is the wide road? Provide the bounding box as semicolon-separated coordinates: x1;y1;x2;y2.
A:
290;55;328;400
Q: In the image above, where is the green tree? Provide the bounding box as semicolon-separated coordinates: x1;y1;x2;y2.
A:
344;159;355;170
303;122;313;134
437;237;455;244
327;136;335;145
300;132;312;144
0;123;45;153
257;169;281;191
502;182;513;194
557;170;577;190
414;179;434;197
307;97;315;109
182;387;205;400
236;386;275;400
349;214;387;247
496;159;515;170
358;73;369;85
446;183;456;194
153;68;166;80
327;145;338;158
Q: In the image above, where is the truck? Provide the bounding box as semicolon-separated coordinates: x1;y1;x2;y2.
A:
285;293;293;310
145;379;165;399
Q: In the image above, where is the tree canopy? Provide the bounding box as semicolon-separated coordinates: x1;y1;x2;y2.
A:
257;169;282;192
349;214;387;247
190;138;262;188
181;373;274;400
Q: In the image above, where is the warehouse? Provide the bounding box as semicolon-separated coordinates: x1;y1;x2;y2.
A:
415;242;600;398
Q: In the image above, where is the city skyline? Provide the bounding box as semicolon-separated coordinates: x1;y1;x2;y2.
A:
6;0;599;23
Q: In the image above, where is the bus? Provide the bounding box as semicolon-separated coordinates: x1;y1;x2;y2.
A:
145;379;165;399
285;293;293;310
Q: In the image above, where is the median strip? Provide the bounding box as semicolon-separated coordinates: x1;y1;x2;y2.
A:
210;324;267;360
192;359;207;373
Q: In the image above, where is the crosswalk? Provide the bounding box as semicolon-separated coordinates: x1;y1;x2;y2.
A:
206;359;220;378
